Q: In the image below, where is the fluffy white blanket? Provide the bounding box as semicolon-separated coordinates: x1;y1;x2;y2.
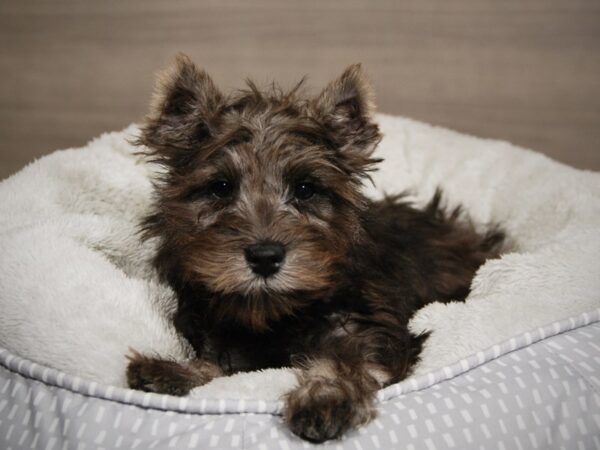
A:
1;115;598;401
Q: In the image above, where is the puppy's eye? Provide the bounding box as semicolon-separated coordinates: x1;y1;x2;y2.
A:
293;182;316;201
208;180;234;199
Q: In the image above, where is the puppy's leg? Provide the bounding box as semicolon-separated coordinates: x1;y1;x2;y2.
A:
126;350;222;396
284;358;387;443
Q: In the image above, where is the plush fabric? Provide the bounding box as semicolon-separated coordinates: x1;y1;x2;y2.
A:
0;115;598;399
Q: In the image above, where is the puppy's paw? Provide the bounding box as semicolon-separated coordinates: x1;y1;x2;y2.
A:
284;377;376;443
126;350;221;396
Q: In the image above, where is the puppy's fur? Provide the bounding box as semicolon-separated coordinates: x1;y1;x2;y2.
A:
127;54;504;442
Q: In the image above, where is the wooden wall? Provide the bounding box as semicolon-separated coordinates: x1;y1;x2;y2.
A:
1;0;599;179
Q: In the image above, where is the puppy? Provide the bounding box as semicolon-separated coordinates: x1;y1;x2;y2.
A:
127;54;504;442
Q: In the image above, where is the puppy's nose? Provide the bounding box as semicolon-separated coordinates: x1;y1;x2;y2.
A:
244;241;286;278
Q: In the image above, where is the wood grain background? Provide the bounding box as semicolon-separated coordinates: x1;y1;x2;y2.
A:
1;0;599;180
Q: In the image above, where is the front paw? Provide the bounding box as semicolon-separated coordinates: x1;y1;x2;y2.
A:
284;377;376;443
126;350;221;396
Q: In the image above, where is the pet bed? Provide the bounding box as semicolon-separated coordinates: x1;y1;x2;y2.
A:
1;114;599;449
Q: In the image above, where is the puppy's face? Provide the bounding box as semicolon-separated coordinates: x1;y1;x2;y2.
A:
140;55;381;330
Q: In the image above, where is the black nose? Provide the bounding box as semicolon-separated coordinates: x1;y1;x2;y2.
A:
244;241;286;278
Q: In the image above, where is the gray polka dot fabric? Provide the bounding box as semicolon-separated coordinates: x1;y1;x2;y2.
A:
1;309;599;449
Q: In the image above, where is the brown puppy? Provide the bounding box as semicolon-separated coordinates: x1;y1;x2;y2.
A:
127;54;504;443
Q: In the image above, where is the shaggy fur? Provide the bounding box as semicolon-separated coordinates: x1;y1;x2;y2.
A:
127;54;504;442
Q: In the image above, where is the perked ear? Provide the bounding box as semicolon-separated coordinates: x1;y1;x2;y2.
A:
139;53;222;168
314;64;382;171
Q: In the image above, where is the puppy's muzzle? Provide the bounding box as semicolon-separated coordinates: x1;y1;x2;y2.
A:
244;241;286;278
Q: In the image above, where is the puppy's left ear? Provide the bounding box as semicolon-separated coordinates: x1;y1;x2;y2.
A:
314;64;382;171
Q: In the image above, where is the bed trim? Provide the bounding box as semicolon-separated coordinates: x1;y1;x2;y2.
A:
1;308;599;416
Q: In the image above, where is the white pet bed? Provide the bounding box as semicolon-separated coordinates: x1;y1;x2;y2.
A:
1;115;599;449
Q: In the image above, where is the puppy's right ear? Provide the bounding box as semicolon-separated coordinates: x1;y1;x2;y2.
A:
138;54;222;168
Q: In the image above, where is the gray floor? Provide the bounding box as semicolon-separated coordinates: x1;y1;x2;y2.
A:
1;0;599;180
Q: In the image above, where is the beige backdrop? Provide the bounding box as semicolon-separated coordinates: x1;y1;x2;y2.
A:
1;0;599;180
